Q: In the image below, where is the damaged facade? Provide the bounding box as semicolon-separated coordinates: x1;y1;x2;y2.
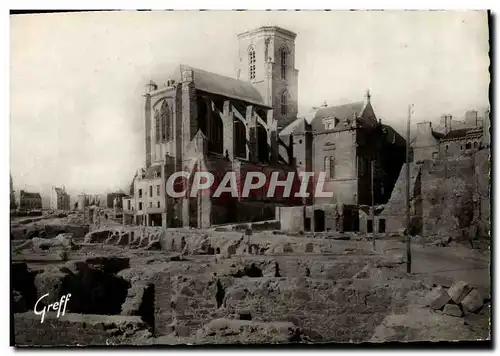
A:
17;190;42;211
50;186;71;211
374;109;490;238
125;26;302;228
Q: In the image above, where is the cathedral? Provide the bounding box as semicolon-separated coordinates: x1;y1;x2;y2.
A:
122;25;406;231
123;26;302;228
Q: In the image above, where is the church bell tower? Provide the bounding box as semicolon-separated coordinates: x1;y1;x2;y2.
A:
237;26;299;130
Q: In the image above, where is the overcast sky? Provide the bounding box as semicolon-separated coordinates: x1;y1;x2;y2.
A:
10;10;490;196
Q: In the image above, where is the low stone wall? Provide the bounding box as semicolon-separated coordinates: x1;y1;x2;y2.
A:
14;312;150;346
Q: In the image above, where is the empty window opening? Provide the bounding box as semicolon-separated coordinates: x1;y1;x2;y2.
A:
379;219;386;233
314;210;325;232
367;219;373;233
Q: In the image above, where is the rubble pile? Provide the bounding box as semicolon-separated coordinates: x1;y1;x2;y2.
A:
426;280;488;317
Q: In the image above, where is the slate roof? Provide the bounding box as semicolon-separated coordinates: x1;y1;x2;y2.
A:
144;165;162;179
382;124;407;147
311;101;365;133
443;128;483;140
20;191;41;200
172;65;269;108
279;118;307;137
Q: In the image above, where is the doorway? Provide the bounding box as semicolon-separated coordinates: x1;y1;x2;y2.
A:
314;210;325;232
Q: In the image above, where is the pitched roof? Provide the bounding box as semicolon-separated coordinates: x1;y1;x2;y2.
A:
382;124;407;147
173;65;269;108
145;165;162;179
20;191;41;199
279;118;307;137
311;101;365;133
443;128;483;140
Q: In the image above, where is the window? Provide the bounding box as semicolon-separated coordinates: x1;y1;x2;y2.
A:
249;47;256;80
127;200;131;210
160;101;172;141
153;172;159;179
280;47;287;80
156;185;160;196
367;220;373;233
149;186;153;197
150;202;153;208
473;141;478;148
157;201;161;208
432;152;438;160
138;189;142;198
280;92;287;115
299;139;303;144
379;219;386;233
466;142;471;149
138;202;143;211
445;145;449;152
154;111;160;143
358;157;365;176
324;156;335;179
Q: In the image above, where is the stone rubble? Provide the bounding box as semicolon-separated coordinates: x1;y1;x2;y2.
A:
425;280;486;318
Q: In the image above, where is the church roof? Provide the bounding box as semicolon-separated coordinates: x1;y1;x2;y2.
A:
174;65;270;108
310;101;366;133
382;124;406;147
279;118;305;137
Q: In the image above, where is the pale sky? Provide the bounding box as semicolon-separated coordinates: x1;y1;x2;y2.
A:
10;10;490;196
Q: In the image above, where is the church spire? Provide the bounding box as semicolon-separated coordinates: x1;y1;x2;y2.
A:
364;89;371;104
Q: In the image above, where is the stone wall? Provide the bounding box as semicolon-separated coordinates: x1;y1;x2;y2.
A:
380;149;490;239
14;313;150;346
421;157;478;238
313;129;358;206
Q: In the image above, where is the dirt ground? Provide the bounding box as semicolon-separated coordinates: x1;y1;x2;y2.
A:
11;216;491;345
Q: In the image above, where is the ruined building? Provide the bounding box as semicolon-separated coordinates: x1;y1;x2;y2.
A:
412;109;490;162
50;186;70;211
124;26;302;228
374;109;491;239
17;190;42;211
10;173;16;210
278;91;406;233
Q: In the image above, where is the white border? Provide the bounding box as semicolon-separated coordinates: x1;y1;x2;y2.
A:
3;3;497;355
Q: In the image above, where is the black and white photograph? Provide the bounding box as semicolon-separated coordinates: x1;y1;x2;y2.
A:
9;9;491;347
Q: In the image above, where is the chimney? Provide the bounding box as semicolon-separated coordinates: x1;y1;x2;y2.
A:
441;114;452;134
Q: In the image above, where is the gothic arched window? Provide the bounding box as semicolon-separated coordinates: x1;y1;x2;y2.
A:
154;110;160;143
160;101;172;141
249;46;256;80
280;91;287;115
280;47;287;80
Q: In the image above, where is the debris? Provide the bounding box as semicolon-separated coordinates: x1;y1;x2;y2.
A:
447;281;472;304
426;286;451;310
461;289;484;313
443;303;463;317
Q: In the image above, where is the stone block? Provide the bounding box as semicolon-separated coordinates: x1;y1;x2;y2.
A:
447;281;472;304
426;286;451;310
443;303;463;317
175;325;191;337
461;289;484;313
